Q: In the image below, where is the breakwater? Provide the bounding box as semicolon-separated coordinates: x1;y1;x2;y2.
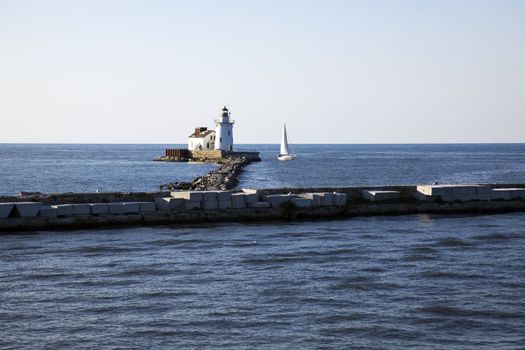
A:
1;184;525;232
160;157;251;191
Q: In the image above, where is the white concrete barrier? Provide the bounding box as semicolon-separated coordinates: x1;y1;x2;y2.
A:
52;204;75;217
90;203;109;215
171;191;204;201
242;188;258;194
0;203;14;218
362;190;400;202
417;185;493;202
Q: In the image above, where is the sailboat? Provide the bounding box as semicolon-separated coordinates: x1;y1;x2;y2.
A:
278;124;296;161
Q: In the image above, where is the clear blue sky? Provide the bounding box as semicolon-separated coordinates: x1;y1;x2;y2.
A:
1;0;524;143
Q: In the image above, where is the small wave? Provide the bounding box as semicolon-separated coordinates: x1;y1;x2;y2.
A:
149;238;206;247
73;245;147;255
330;276;401;291
418;305;524;319
362;266;386;272
408;245;438;254
419;270;484;279
471;233;511;241
110;267;171;277
433;238;472;248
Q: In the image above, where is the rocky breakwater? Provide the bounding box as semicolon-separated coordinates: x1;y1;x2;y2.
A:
160;157;251;192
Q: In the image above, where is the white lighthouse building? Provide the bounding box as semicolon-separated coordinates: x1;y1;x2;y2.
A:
214;106;235;151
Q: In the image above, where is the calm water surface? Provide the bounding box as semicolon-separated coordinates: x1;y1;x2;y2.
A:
1;144;525;194
1;144;524;348
1;214;524;349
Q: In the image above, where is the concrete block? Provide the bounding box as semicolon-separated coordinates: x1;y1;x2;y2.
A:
74;204;91;215
264;194;294;208
219;200;232;209
452;185;482;195
319;192;335;206
122;202;141;214
231;194;246;209
491;188;525;200
202;200;218;210
154;197;185;211
0;203;14;218
247;201;271;208
291;198;312;208
202;191;218;201
506;188;525;200
216;191;233;201
242;188;258;194
475;186;492;195
139;202;156;213
109;202;127;214
412;192;432;201
184;201;201;210
39;206;58;219
243;193;259;204
14;202;43;217
171;191;203;201
362;190;400;202
299;193;321;206
90;203;109;215
334;193;348;206
52;204;75;217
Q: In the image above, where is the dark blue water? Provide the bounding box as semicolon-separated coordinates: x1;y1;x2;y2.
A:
1;144;525;348
1;214;524;349
1;144;525;195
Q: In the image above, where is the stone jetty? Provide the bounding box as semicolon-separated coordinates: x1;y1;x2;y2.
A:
1;184;525;232
160;157;251;191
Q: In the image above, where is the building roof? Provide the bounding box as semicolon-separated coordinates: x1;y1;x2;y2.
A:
188;129;215;138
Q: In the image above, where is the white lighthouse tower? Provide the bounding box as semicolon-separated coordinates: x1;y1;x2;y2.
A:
214;106;235;151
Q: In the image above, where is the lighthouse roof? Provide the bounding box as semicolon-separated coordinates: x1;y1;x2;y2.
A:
188;128;215;139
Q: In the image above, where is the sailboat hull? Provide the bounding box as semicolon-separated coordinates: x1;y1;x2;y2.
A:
278;154;296;161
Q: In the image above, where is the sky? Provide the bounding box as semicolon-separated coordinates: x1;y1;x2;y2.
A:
0;0;524;144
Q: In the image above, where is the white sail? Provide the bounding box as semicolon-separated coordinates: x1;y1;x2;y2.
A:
280;124;290;155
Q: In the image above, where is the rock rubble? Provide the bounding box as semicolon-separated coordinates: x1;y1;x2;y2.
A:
160;157;251;191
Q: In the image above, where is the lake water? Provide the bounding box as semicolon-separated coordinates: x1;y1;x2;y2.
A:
1;144;525;195
1;144;524;349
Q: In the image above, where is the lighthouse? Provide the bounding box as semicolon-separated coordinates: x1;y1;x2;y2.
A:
214;106;235;151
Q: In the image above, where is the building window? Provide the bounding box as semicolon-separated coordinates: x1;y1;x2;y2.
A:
220;137;222;142
207;142;210;148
